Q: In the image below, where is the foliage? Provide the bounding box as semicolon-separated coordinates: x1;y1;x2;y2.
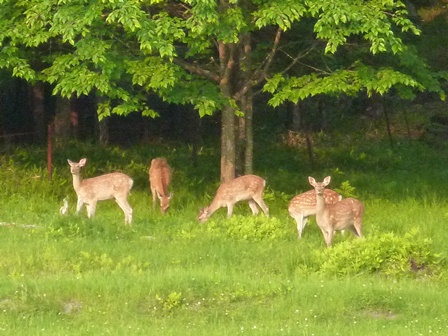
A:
154;292;183;314
315;228;444;278
0;0;443;120
1;135;448;334
204;215;290;241
334;180;358;198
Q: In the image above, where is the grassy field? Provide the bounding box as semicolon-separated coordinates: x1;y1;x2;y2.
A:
0;134;447;335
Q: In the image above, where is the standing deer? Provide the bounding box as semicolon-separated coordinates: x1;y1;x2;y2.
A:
308;176;364;247
67;158;133;225
288;188;342;239
149;158;172;214
197;174;269;223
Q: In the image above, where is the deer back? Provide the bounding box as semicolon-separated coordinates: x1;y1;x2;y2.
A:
68;158;133;202
80;173;133;201
212;174;265;206
149;158;171;196
198;174;266;221
288;189;341;216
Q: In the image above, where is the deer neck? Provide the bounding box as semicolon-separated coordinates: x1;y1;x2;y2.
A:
315;190;326;218
71;172;82;192
207;197;224;217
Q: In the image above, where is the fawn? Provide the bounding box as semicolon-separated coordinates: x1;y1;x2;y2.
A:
308;176;364;247
197;174;269;223
67;158;133;224
149;158;172;214
288;188;342;239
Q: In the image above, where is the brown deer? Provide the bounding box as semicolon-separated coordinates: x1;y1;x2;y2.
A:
197;174;269;223
67;158;133;224
308;176;364;247
288;188;342;239
149;158;172;214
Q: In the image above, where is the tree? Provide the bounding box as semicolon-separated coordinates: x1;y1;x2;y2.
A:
0;0;444;181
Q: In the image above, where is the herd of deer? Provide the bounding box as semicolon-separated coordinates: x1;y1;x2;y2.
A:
67;157;365;247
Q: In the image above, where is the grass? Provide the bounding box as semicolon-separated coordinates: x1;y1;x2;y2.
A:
0;135;447;335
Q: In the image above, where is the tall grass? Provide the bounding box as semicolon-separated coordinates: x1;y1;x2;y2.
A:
0;136;447;335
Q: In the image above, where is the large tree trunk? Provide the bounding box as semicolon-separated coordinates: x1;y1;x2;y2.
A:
239;33;254;175
218;39;237;182
221;104;236;182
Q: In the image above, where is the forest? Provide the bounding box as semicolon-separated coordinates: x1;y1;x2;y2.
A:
1;0;447;179
1;1;448;335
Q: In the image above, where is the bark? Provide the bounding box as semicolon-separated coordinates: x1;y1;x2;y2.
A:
293;103;314;168
218;39;237;182
221;104;236;182
94;95;109;145
239;33;254;175
31;82;46;143
98;117;109;145
53;96;78;144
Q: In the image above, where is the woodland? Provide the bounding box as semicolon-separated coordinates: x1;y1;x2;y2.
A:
0;0;447;181
1;2;448;335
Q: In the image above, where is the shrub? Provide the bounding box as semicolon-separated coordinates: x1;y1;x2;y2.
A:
315;227;444;279
205;215;290;241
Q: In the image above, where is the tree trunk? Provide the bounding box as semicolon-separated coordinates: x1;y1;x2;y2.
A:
98;117;109;145
31;82;46;143
218;38;237;182
292;103;314;168
53;96;77;144
236;113;245;176
221;104;236;182
94;95;109;145
239;33;253;175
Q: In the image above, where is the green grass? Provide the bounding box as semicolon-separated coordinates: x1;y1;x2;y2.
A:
0;138;447;335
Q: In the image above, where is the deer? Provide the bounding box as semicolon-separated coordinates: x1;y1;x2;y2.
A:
308;176;364;247
197;174;269;223
67;158;133;225
288;188;342;239
149;158;172;214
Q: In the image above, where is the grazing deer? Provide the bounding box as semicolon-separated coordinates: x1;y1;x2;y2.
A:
288;188;342;239
308;176;364;247
197;174;269;223
67;158;133;225
149;158;172;214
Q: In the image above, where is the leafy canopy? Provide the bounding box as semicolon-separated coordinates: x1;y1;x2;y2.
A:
0;0;443;118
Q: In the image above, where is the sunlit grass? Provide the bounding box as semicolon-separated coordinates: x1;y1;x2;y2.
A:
0;139;448;335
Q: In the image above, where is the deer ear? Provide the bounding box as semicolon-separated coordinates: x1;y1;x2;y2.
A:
79;158;87;167
308;176;316;186
168;192;173;200
323;176;331;186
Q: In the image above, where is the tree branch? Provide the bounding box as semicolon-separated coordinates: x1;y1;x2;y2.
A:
234;28;282;101
173;58;220;83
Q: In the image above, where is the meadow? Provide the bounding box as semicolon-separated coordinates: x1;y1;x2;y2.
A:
0;127;447;335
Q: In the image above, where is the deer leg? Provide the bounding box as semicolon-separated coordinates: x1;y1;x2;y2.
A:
352;220;363;237
226;204;234;218
295;214;308;239
86;201;97;218
248;200;259;215
325;229;335;247
116;197;133;225
252;195;269;217
76;198;83;214
320;227;334;247
151;187;157;209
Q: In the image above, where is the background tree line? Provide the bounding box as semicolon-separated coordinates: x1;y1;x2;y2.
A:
0;0;447;181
